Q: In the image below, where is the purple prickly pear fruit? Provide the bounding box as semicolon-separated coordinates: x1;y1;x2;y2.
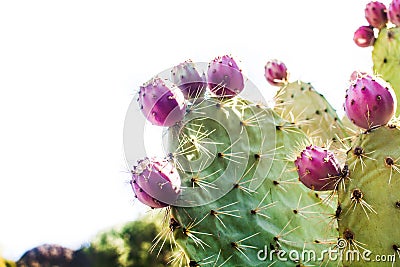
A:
264;59;288;86
344;74;395;129
171;60;207;100
294;145;341;191
131;157;181;207
389;0;400;26
138;77;186;127
131;180;167;208
207;55;244;98
365;1;388;29
353;26;375;47
349;71;368;82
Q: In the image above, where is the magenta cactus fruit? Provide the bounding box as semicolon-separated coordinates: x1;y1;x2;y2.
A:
138;77;186;127
353;26;375;47
171;60;207;99
344;74;395;129
365;1;388;29
131;157;181;208
389;0;400;26
264;59;288;86
349;70;368;82
207;55;244;98
294;145;341;191
131;180;167;208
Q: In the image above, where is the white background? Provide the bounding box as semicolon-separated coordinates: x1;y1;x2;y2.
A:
0;0;377;260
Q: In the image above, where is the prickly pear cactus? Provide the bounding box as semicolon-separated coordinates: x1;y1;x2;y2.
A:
129;56;349;266
353;0;400;115
264;61;348;157
274;81;347;145
372;26;400;114
166;97;338;266
338;124;400;267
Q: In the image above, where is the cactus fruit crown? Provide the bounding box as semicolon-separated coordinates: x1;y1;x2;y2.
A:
138;77;186;127
171;60;207;100
207;55;244;98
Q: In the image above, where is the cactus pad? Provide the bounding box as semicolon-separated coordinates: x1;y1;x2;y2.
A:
165;97;338;266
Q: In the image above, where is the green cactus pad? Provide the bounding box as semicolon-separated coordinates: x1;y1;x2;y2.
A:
372;27;400;116
338;124;400;266
166;97;338;266
274;81;349;163
341;115;360;137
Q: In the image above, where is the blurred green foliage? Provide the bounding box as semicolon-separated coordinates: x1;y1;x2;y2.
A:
74;213;176;267
0;257;16;267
